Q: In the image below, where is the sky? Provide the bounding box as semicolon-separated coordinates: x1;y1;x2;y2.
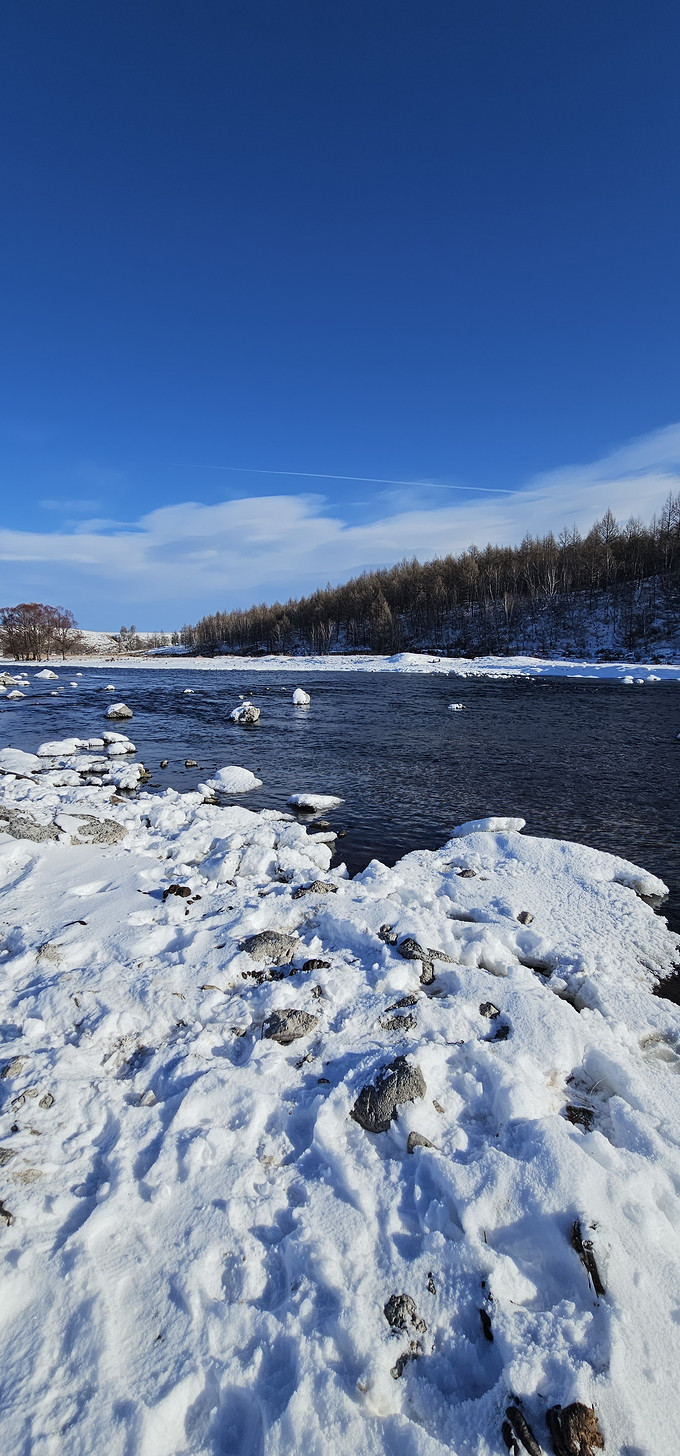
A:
1;1;679;629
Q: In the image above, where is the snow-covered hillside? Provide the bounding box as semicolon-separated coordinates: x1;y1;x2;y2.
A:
0;737;679;1454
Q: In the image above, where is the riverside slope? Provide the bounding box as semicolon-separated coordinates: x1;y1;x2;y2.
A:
0;738;679;1455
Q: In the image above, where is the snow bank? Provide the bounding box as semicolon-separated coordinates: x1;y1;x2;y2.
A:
6;652;680;678
0;741;679;1455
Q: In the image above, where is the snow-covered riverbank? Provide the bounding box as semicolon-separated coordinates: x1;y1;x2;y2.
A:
1;732;679;1454
2;651;680;680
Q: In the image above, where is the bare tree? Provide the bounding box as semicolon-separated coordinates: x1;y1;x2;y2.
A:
0;602;82;660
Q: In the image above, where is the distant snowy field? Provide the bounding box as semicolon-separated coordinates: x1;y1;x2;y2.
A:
1;727;679;1454
3;650;680;680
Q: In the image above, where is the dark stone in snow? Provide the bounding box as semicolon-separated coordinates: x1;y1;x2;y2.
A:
241;930;299;963
302;959;331;973
517;910;534;924
378;924;398;945
262;1009;319;1045
504;1405;542;1456
565;1104;594;1130
480;1002;500;1019
1;1057;25;1080
163;884;192;900
479;1307;493;1341
292;881;338;899
351;1056;426;1133
407;1131;436;1153
385;994;419;1011
384;1293;427;1333
457;867;476;877
546;1403;604;1456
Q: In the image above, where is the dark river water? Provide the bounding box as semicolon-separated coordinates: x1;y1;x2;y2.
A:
2;667;679;972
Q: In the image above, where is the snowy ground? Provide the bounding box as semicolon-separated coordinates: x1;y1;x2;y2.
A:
2;651;680;680
1;732;679;1455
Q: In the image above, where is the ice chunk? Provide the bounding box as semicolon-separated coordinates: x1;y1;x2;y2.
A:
292;688;311;705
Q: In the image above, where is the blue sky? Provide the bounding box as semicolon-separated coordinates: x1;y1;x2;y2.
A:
1;1;679;628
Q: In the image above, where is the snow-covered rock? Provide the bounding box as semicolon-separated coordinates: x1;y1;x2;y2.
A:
34;669;58;680
0;748;41;775
200;765;263;794
106;702;133;719
6;690;25;700
448;701;465;710
287;792;343;811
292;687;311;704
229;701;260;724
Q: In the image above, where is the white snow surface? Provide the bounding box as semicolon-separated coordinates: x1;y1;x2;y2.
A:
0;742;679;1455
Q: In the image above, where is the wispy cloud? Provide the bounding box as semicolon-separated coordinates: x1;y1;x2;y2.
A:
2;424;679;625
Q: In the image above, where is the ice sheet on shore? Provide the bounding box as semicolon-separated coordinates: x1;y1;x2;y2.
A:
0;748;679;1455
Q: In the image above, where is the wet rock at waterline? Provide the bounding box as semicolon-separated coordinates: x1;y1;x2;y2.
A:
106;702;133;720
229;702;260;724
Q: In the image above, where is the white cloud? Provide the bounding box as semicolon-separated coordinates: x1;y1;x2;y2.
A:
1;423;678;627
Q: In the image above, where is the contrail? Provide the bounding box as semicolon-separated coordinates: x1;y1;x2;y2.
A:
178;463;512;494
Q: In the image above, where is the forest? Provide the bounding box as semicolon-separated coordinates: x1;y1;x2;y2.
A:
184;495;680;660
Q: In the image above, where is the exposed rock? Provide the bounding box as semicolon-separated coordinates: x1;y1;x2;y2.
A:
160;759;169;768
0;808;59;843
480;1001;501;1019
302;959;331;972
457;867;476;877
241;930;300;964
380;1012;417;1033
384;1292;427;1333
262;1009;319;1044
292;881;338;899
39;1093;55;1109
407;1131;436;1153
546;1403;604;1456
0;1148;18;1166
1;1057;26;1080
66;815;128;845
479;1307;493;1341
565;1104;594;1130
378;924;399;945
163;884;192;901
229;702;260;724
107;702;133;720
0;1199;13;1226
571;1219;605;1296
503;1406;542;1456
184;759;197;768
385;994;419;1011
517;910;534;925
12;1167;42;1184
351;1056;426;1133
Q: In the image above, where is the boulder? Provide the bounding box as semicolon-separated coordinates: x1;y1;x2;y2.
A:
262;1009;319;1044
229;702;260;724
350;1056;426;1133
35;669;58;680
107;702;133;720
292;688;311;705
240;930;299;964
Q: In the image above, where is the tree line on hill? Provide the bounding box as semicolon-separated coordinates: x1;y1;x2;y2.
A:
184;494;680;659
0;603;83;660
